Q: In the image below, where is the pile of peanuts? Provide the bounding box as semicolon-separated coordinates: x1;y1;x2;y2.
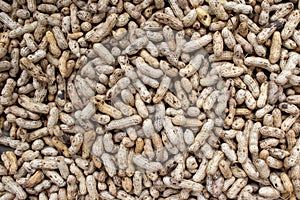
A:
0;0;299;199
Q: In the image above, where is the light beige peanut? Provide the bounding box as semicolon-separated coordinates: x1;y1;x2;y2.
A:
44;170;65;187
258;0;270;26
85;175;97;199
270;2;294;22
235;33;253;55
266;156;283;169
183;33;212;53
208;0;228;20
224;2;253;15
258;187;280;199
206;151;224;176
281;10;300;40
20;58;49;83
243;74;260;99
226;178;248;199
9;21;38;39
153;12;183;30
69;163;86;195
93;43;115;66
212;31;223;57
221;27;236;50
247;32;266;57
257;18;286;44
2;176;27;199
257;82;269;108
245;57;279;72
189;119;214;152
182;9;197;27
236;131;248;164
260;126;285;139
244;90;256;110
0;12;19;30
18;95;49;114
93;95;122;119
269;172;286;193
254;158;270;180
281;172;294;195
134;57;163;79
163;25;176;51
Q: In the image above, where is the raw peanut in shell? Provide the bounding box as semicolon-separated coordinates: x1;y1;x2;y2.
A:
0;0;298;199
